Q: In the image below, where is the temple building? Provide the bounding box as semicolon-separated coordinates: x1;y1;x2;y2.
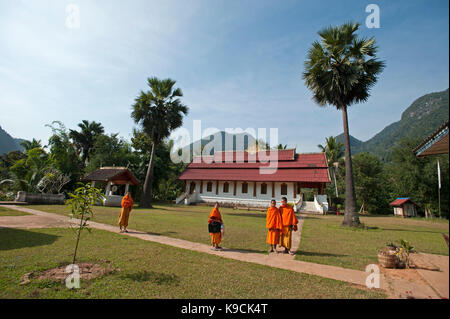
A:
176;149;331;213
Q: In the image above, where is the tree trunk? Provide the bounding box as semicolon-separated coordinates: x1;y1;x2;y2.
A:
333;166;339;197
140;141;156;208
340;106;360;226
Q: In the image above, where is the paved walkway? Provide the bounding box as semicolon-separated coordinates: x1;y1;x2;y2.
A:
0;205;445;299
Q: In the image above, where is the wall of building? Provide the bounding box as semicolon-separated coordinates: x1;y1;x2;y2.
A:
185;180;301;208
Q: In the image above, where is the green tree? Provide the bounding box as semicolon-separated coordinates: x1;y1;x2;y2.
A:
69;120;105;166
131;129;186;202
318;136;344;198
66;183;105;264
352;152;390;214
85;133;138;173
131;77;189;208
46;121;82;192
20;139;42;152
386;138;449;218
303;22;385;226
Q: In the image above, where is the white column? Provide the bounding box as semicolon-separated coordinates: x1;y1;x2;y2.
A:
91;181;95;188
125;183;130;194
105;181;112;196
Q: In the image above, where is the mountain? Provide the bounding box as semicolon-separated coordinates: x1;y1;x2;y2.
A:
0;126;23;155
336;88;449;161
179;130;257;160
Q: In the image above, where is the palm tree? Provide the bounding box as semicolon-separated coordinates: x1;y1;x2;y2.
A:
318;136;344;198
303;22;385;226
20;139;42;152
69;120;104;165
131;77;188;208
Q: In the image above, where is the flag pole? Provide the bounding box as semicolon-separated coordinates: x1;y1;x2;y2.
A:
438;159;441;218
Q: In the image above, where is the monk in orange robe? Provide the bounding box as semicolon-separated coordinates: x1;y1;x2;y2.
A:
266;199;282;253
278;196;298;255
208;202;223;250
119;192;133;233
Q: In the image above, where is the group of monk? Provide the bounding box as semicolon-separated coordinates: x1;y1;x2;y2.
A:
208;197;298;254
119;193;298;255
266;197;298;255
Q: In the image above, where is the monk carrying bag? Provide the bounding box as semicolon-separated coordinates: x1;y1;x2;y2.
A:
208;221;221;233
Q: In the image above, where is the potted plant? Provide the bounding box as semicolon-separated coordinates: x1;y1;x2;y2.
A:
395;239;415;269
378;241;398;268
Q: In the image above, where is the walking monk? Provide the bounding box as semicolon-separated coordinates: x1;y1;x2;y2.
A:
266;199;282;253
208;202;223;250
119;192;133;233
278;196;298;255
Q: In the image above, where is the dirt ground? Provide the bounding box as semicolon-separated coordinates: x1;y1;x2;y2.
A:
20;262;117;285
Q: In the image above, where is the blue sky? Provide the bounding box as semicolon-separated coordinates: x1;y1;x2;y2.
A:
1;0;448;152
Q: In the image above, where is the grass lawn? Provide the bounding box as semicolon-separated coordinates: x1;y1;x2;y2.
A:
297;214;449;270
0;206;30;216
23;204;269;254
0;227;386;299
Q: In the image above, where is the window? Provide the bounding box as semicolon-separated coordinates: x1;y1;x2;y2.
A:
242;182;248;194
223;182;229;193
261;183;267;195
281;183;287;195
206;182;213;192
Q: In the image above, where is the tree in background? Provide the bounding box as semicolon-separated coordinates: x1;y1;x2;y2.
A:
131;77;189;208
69;120;104;166
20;139;42;152
386;138;449;217
303;21;385;226
352;152;391;214
46;121;82;193
318;136;344;199
131;129;186;202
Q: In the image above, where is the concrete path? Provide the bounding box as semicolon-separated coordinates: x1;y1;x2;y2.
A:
0;205;444;299
411;253;449;298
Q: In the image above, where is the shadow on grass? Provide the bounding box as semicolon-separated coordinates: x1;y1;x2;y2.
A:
297;251;348;258
226;212;266;218
0;228;60;251
123;271;179;285
222;247;266;254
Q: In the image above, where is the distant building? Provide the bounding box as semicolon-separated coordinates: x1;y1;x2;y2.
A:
81;167;139;207
389;197;419;217
176;149;331;213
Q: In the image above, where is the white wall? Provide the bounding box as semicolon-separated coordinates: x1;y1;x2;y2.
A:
185;180;299;207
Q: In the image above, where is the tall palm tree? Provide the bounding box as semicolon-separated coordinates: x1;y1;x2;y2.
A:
131;77;188;208
69;120;104;165
318;136;344;198
303;22;385;226
20;139;42;152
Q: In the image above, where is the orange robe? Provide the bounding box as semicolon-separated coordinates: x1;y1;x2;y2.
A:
208;207;223;245
266;207;282;245
118;195;133;228
278;204;298;249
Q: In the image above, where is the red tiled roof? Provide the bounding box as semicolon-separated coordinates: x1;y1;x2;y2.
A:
211;149;295;162
178;168;329;182
178;151;330;183
189;153;327;168
389;198;417;207
81;167;140;185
